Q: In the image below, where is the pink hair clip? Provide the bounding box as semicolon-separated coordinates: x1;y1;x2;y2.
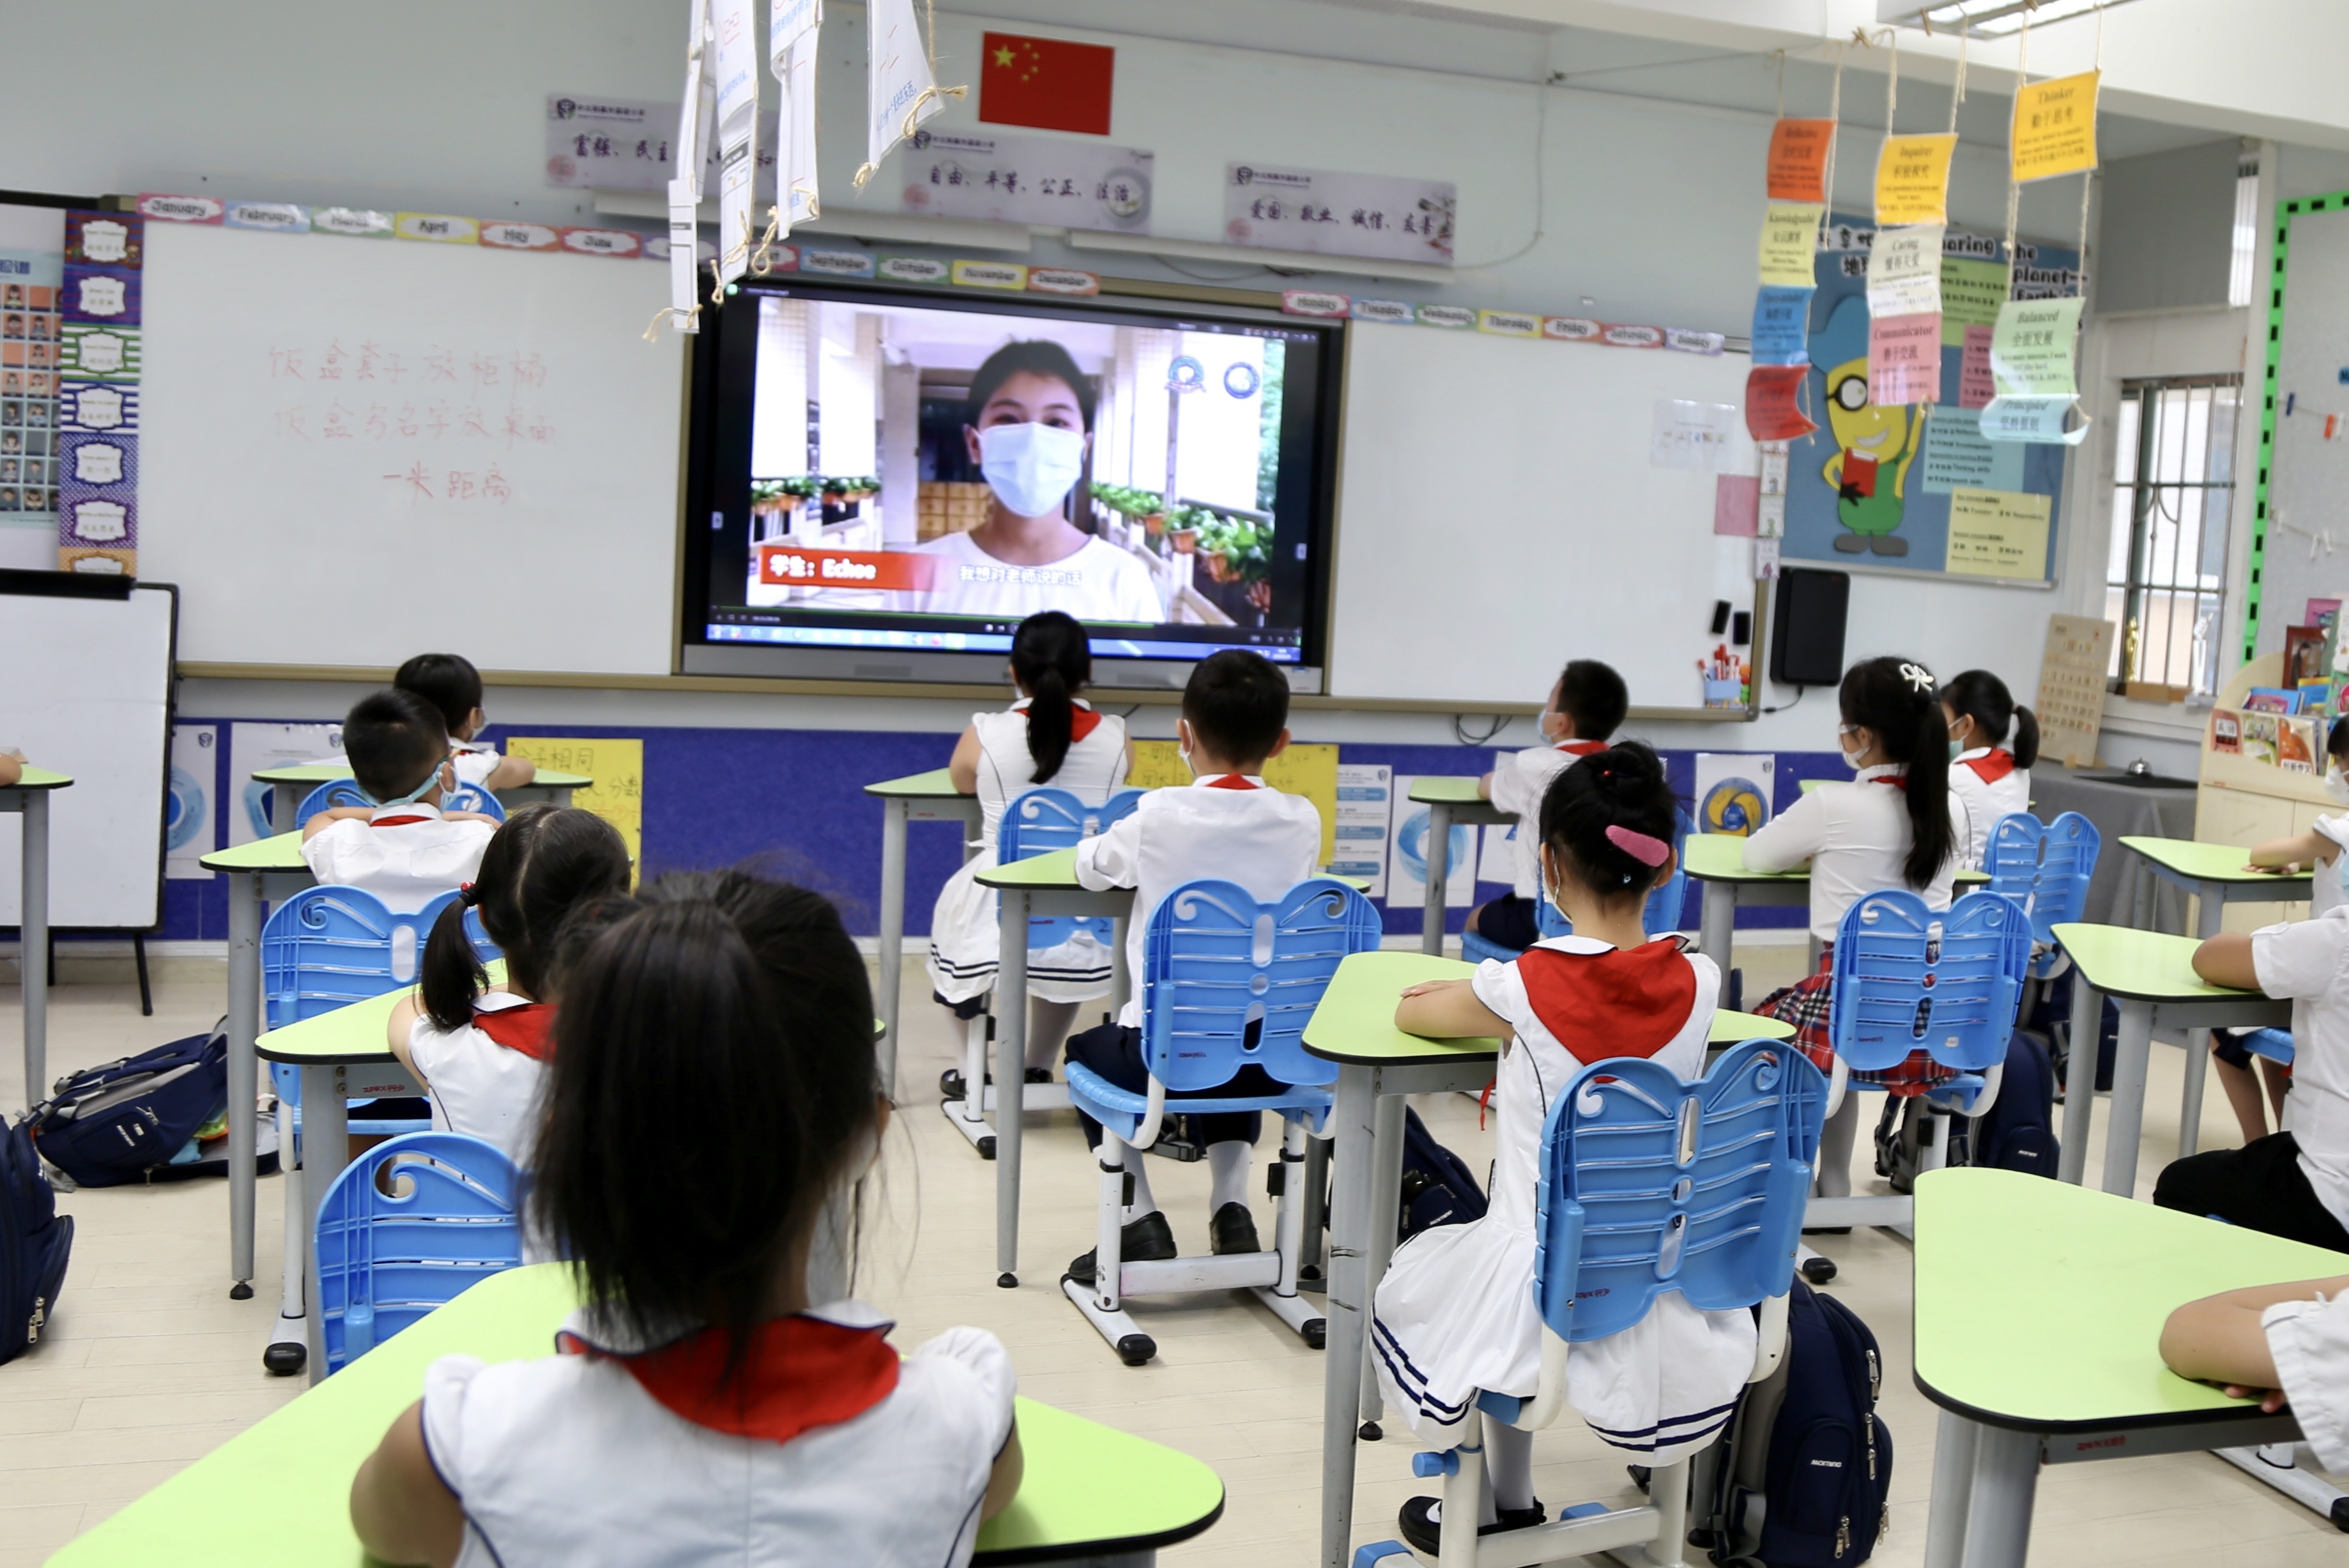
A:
1605;825;1671;867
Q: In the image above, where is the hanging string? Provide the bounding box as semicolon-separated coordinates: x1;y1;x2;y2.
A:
2074;3;2103;287
1774;49;1786;119
1884;26;1900;135
2001;2;2030;295
1947;10;1969;136
1821;40;1846;227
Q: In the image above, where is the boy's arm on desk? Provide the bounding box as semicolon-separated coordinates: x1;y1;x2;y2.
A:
1073;814;1140;892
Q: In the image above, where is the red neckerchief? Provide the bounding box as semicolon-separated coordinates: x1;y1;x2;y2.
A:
1557;740;1606;756
474;1003;557;1062
561;1316;900;1443
372;814;433;827
1517;940;1698;1066
1067;706;1103;742
1205;775;1261;790
1963;751;2017;784
1872;776;1908;791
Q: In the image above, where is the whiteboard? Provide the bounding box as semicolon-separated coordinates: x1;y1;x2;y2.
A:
137;224;685;675
1328;324;1760;710
0;579;173;927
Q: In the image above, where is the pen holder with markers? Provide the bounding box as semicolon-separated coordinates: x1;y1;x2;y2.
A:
1703;678;1745;708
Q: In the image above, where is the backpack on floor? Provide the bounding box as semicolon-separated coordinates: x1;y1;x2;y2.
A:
1966;1031;2060;1178
2039;973;2116;1096
1;1117;72;1364
1705;1280;1893;1567
1398;1107;1487;1240
28;1024;230;1189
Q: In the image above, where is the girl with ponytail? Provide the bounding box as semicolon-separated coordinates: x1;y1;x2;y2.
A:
1743;656;1966;1201
1940;669;2039;870
928;611;1133;1090
385;804;631;1162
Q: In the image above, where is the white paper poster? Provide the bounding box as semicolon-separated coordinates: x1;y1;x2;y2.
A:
668;1;714;328
165;724;219;879
861;0;946;187
1389;776;1477;910
1223;164;1455;266
227;722;342;846
546;95;678;193
784;29;822;224
901;130;1152;233
712;0;761;280
1651;400;1741;472
1331;764;1395;901
1693;753;1776;837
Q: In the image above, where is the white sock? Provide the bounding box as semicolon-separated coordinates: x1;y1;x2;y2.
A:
1027;999;1080;1074
1814;1096;1858;1199
1121;1155;1158;1223
1486;1420;1534;1515
1207;1139;1252;1214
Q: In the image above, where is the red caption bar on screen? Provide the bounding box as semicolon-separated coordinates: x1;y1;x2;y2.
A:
757;545;939;590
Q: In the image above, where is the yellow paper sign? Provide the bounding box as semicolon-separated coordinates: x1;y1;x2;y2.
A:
1944;489;2051;580
2012;70;2099;183
1757;201;1825;288
1126;741;1340;865
1875;133;1957;226
505;737;645;883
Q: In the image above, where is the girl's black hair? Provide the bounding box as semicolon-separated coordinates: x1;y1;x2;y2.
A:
1011;610;1092;783
1842;656;1956;888
1939;668;2040;770
418;805;631;1032
529;869;878;1375
2329;715;2349;765
1537;741;1680;904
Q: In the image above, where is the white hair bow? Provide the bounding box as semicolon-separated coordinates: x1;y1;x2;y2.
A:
1899;662;1936;692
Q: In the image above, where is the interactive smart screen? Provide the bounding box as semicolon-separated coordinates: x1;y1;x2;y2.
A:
678;277;1343;689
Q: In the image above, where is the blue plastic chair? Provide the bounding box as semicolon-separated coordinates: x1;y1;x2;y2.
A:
2242;1028;2296;1067
314;1132;524;1374
999;785;1143;954
1064;877;1381;1365
293;777;506;825
1354;1039;1828;1568
1460;809;1695;965
1981;811;2100;978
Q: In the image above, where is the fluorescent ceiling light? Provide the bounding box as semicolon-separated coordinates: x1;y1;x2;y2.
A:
1884;0;2140;38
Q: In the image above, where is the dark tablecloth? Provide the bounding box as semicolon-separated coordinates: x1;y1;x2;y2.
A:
2029;766;2200;933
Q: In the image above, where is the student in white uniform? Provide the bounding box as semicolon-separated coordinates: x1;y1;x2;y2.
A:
2162;1268;2349;1465
1370;742;1735;1556
903;340;1161;625
396;652;537;793
929;611;1132;1088
302;690;501;915
1466;658;1628;952
349;871;1023;1568
1938;668;2037;871
1064;650;1322;1279
384;805;631;1163
1742;656;1961;1200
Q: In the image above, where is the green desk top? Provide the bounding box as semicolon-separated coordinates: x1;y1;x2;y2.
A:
1407;775;1492;805
46;1263;1223;1568
1800;777;1825;795
1;765;71;791
257;963;509;1065
2050;922;2271;1005
2122;834;2314;890
976;849;1371;895
1302;950;1793;1067
199;830;310;873
1913;1166;2349;1432
254;763;593;788
866;767;967;799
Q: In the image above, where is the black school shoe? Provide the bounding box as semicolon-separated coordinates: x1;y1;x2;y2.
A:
1064;1210;1177;1284
1398;1496;1545;1555
1209;1201;1262;1256
940;1067;1057;1099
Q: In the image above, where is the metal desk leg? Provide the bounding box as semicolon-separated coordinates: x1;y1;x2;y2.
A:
298;1063;348;1386
993;888;1029;1287
226;869;262;1296
1959;1426;2040;1568
20;789;47;1109
2177;878;2225;1160
1299;1133;1329;1280
1358;1090;1407;1430
876;798;908;1102
2101;999;2155;1198
547;786;574;810
1320;1065;1377;1568
1697;879;1736;971
2057;977;2099;1187
1420;803;1452;956
272;779;296;837
1924;1409;1981;1568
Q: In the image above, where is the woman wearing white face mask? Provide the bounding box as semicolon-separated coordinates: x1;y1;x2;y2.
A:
905;341;1163;624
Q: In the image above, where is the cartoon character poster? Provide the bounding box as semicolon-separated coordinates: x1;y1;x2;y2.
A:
1784;216;2077;579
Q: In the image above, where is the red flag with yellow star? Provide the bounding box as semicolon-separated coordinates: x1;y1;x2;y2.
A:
978;32;1113;136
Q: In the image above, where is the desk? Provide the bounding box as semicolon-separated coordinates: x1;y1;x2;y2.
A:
1299;948;1794;1568
254;763;592;835
2049;922;2290;1199
198;830;316;1298
46;1261;1226;1568
2120;836;2313;1158
2032;769;2200;931
866;768;984;1100
1914;1167;2344;1568
1407;777;1510;956
1;765;69;1106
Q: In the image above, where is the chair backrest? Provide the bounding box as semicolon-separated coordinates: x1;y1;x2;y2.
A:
293;777;506;826
999;786;1140;864
1536;868;1690;942
315;1131;523;1373
1982;811;2100;945
1532;1039;1826;1342
262;887;501;1030
1140;878;1383;1092
1829;888;2033;1076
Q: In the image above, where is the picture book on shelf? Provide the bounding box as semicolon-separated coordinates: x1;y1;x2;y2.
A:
2242;712;2281;766
2211;710;2241;754
2287;626;2332;689
2308;598;2341;648
2282;716;2317;773
2246;687;2304;715
2300;678;2339;719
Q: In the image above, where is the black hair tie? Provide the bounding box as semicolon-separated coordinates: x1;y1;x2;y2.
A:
459;881;482;907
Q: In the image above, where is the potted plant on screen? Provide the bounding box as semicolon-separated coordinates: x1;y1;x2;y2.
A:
1167;506;1205;554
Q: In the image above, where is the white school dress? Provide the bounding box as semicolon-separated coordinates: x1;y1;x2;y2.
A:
926;700;1129;1007
406;993;552;1165
422;1304;1015;1568
1372;933;1755;1463
1948;747;2030;871
1489;740;1607;901
300;802;498;915
2263;1290;2349;1473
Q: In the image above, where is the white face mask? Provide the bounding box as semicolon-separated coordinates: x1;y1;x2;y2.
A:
977;422;1086;518
2328;764;2349;806
1839;726;1868;772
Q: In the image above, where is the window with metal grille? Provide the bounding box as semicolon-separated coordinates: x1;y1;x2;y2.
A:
2105;374;2241;696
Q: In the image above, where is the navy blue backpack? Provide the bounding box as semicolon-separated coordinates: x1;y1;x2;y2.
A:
1963;1031;2062;1178
29;1027;230;1189
1;1118;72;1364
1398;1107;1487;1239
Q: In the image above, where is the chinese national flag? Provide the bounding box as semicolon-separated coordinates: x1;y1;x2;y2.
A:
979;32;1114;136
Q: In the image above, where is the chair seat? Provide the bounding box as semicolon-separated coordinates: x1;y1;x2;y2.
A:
1065;1062;1332;1139
2243;1028;2296;1066
1920;1072;1991;1116
1459;930;1520;966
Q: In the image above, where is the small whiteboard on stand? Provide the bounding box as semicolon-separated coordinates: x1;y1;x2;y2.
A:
2035;613;2115;768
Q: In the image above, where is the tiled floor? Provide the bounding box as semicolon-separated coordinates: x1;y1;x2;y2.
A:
6;949;2348;1566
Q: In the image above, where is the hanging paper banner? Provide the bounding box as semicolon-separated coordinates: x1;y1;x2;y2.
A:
1982;296;2088;443
860;0;954;186
1751;285;1814;366
1938;256;2009;344
1759;201;1825;287
765;0;820;243
1874;133;1957;226
769;0;818;71
667;0;714;328
1746;364;1816;441
1865;224;1945;319
1767;119;1835;204
1868;311;1941;406
1959;324;1996;409
712;0;759;280
1980;395;2090;445
2012;70;2100;183
784;29;821;223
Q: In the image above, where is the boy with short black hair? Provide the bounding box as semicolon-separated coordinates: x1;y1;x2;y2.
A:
394;652;535;791
302;689;500;913
1065;649;1322;1278
1469;658;1631;950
